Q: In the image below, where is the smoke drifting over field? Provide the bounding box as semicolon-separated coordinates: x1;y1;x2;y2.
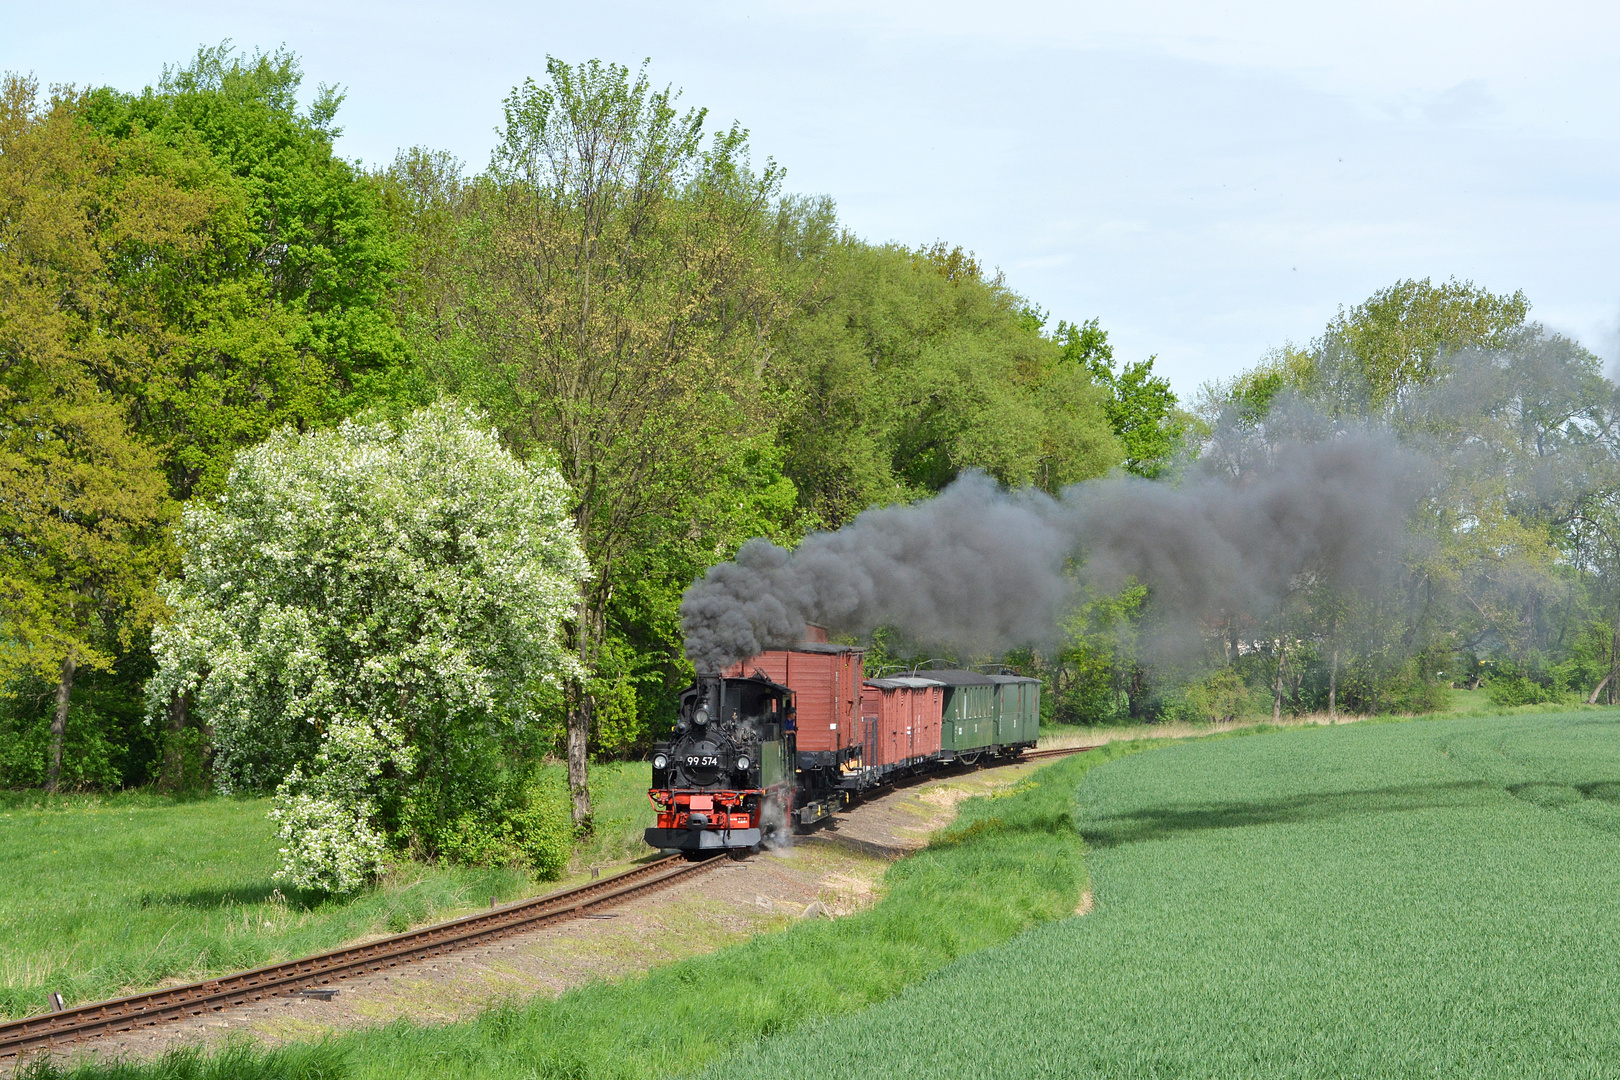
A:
680;433;1427;672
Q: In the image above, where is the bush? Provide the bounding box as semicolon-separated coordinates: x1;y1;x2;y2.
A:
1486;675;1557;707
0;700;125;791
1182;668;1253;721
414;769;573;880
149;402;588;891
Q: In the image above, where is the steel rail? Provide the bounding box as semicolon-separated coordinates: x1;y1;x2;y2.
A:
1;852;721;1058
1020;744;1099;761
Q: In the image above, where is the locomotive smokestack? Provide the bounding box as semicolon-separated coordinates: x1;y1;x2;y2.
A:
679;432;1426;672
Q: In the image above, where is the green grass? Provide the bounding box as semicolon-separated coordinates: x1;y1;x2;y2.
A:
29;744;1144;1080
707;708;1620;1078
0;762;654;1021
568;760;661;872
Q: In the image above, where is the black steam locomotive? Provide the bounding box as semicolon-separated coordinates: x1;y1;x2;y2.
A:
643;672;796;852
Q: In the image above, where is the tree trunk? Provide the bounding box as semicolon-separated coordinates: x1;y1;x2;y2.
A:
1273;638;1287;724
45;655;75;794
567;684;593;826
160;689;189;793
566;590;595;828
1329;649;1339;722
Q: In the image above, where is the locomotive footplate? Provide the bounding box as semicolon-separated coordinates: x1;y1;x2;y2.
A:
645;826;762;852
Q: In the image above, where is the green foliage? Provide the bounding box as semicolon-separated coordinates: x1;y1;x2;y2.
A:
1181;666;1253;721
1324;276;1529;409
1046;584;1149;724
1052;317;1188;478
0;75;180;693
0;641;162;791
78;43;420;498
715;711;1620;1078
770;241;1121;525
421;769;573;880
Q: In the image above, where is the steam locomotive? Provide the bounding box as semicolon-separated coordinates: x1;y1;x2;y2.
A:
644;627;1041;854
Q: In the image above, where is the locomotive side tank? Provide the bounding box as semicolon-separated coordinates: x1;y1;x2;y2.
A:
645;672;794;852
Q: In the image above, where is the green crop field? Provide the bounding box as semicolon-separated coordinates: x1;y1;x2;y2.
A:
710;709;1620;1078
0;762;653;1021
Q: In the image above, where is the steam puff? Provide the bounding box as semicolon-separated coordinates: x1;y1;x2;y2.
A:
680;433;1423;672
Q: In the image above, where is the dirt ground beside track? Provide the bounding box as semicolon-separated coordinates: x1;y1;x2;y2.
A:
49;759;1048;1065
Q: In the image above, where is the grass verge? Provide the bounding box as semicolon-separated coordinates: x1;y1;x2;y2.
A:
0;763;652;1021
25;743;1149;1080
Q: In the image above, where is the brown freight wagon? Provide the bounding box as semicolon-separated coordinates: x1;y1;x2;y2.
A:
721;625;864;771
860;676;945;773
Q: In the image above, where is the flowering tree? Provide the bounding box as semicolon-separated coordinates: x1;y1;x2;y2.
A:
149;402;588;891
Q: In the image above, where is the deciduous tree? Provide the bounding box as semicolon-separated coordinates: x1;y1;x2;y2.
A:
407;59;790;823
0;75;181;790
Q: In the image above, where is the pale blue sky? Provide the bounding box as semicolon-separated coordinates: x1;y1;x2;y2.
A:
7;0;1617;396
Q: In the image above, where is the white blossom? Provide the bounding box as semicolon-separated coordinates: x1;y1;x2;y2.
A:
149;402;589;891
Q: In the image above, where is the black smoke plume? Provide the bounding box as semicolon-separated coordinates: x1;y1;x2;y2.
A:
680;432;1427;672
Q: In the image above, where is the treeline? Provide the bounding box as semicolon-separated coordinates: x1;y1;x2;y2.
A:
0;49;1178;797
11;45;1601;814
1042;278;1620;724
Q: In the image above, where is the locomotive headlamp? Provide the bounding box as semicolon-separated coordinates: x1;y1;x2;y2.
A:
652;753;668;770
693;706;710;727
736;755;750;771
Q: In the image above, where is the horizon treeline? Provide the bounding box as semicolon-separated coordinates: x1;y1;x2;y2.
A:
2;44;1612;801
0;46;1179;794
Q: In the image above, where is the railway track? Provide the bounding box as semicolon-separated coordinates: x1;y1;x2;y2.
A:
0;852;722;1059
1020;744;1099;761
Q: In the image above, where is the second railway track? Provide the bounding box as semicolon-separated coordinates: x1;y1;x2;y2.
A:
0;852;722;1060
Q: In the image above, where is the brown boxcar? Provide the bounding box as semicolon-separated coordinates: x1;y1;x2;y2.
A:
722;626;864;767
860;676;944;770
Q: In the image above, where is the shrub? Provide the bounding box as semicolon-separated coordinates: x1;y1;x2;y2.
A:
149;402;589;891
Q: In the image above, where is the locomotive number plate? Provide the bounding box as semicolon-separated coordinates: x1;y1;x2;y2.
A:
685;755;720;767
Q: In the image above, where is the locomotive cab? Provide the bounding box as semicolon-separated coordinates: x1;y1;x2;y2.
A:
645;673;795;853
